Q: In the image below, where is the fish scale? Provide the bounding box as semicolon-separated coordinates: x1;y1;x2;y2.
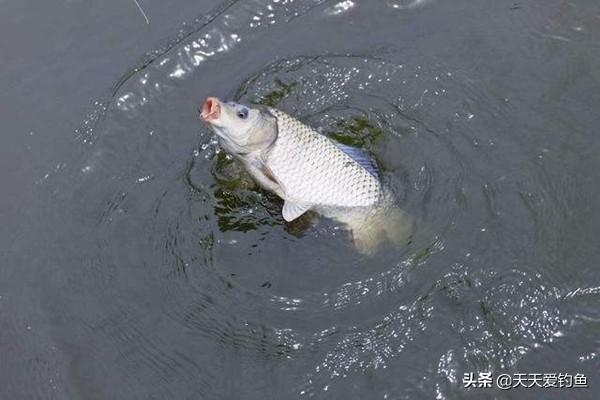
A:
264;108;383;209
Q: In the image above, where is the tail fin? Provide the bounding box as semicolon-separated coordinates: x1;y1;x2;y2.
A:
350;203;414;255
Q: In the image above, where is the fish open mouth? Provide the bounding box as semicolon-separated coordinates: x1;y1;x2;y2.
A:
200;97;221;122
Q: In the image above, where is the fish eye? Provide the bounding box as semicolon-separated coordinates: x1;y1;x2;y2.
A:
237;108;249;119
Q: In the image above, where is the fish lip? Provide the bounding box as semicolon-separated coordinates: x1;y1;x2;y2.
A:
200;97;221;123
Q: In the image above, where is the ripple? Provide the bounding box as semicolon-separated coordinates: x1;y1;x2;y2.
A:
107;0;329;114
31;0;586;398
386;0;432;10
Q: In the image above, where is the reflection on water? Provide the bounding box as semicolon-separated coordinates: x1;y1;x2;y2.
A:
19;0;600;398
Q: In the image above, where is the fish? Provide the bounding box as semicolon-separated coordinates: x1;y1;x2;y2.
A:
199;97;412;253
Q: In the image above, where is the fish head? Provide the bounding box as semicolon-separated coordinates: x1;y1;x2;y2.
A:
200;97;277;154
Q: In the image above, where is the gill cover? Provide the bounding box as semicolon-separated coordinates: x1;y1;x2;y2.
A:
244;108;279;152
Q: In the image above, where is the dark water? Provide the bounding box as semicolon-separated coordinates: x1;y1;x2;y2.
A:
2;0;600;398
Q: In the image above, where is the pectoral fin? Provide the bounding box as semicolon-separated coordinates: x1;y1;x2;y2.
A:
282;201;311;222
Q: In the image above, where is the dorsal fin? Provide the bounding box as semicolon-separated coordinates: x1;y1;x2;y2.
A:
334;142;379;178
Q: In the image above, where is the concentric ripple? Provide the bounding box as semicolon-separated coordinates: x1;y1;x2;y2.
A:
30;0;591;399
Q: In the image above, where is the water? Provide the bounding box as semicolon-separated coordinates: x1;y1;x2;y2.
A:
2;0;600;398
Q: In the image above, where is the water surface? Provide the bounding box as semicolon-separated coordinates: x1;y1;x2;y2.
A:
2;0;600;399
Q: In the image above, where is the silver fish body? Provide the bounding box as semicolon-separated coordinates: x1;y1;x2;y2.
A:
200;97;411;252
261;108;383;214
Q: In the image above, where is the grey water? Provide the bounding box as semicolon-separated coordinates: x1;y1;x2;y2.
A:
1;0;599;399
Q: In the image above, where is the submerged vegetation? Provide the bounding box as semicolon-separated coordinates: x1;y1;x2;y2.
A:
413;244;432;263
211;152;274;233
327;116;383;148
257;79;297;107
